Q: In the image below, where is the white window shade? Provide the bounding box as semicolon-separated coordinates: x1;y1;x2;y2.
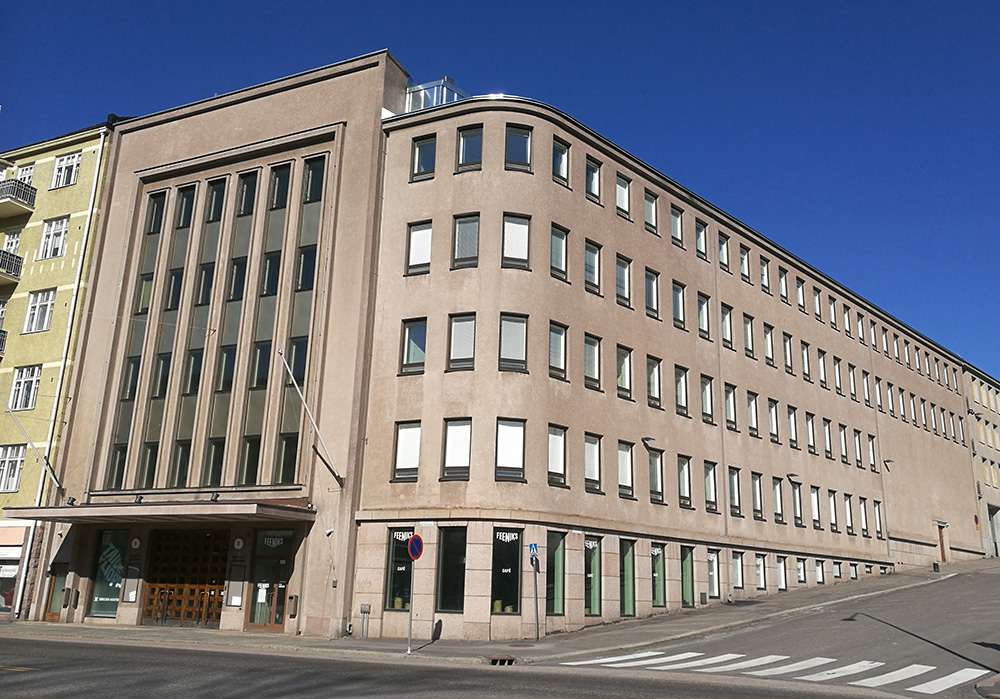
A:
450;316;475;362
496;420;524;477
408;223;431;269
444;420;471;473
618;443;632;488
499;315;527;365
502;216;529;264
547;426;565;476
394;423;421;474
584;435;600;482
548;325;565;370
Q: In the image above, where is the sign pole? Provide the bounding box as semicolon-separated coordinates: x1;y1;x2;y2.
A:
529;542;539;641
406;561;414;655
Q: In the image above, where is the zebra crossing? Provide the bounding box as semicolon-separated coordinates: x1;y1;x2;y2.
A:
561;649;991;695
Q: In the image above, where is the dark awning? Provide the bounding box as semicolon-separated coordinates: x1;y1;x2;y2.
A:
2;501;316;525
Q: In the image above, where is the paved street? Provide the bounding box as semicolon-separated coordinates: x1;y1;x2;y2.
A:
552;566;1000;698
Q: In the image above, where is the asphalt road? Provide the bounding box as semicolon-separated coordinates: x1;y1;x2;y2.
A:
549;567;1000;698
0;637;887;699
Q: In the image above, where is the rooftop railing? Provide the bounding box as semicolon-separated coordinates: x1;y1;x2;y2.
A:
405;77;470;113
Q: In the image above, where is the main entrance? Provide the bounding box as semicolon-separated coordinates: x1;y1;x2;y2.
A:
245;529;294;632
142;529;228;628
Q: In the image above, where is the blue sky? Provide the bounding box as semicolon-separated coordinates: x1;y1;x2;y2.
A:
5;0;999;377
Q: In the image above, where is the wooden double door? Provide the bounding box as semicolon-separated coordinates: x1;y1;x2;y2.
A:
141;529;228;628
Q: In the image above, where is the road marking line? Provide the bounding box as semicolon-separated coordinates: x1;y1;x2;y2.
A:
0;666;38;672
906;668;991;694
562;651;664;666
796;660;885;681
650;653;745;670
694;655;791;672
605;652;702;668
849;664;936;687
745;657;836;676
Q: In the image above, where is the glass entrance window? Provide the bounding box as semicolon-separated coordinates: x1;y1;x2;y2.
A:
384;529;413;610
436;528;466;612
651;544;665;607
247;530;294;630
491;529;521;614
89;530;127;617
545;531;565;616
584;536;601;616
680;545;694;607
619;539;635;617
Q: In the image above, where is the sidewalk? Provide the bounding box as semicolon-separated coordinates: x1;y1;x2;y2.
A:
2;558;998;670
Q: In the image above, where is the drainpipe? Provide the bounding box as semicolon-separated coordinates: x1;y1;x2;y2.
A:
14;126;109;618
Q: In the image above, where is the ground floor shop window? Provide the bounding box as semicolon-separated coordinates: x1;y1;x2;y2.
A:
89;530;127;617
545;531;565;615
707;549;720;598
584;536;601;615
491;529;521;614
619;539;635;617
651;543;665;607
384;529;413;610
436;528;466;612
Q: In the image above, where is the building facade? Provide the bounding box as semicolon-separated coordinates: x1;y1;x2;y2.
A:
4;51;989;640
965;369;1000;557
0;125;112;618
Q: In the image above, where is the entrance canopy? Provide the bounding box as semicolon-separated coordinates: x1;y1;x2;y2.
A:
3;501;317;525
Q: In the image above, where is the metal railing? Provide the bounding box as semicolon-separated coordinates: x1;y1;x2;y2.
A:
405;77;470;113
0;330;7;356
0;249;23;280
0;178;37;210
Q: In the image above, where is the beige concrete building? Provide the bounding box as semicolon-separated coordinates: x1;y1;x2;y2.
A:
964;368;1000;557
4;51;989;640
0;123;113;618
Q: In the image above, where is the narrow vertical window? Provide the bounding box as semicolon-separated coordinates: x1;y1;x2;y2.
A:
546;532;566;615
670;206;683;246
615;174;630;217
644;269;659;318
718;233;730;271
584;537;601;615
704;462;717;511
504;126;531;170
269;165;291;210
237;171;257;216
698;295;711;339
495;419;525;480
646;356;661;408
401;319;427;374
498;314;527;371
677;455;691;506
412;135;436;180
695;220;707;259
674;365;688;415
195;263;214;306
303;158;325;203
407;222;431;275
550;225;567;279
615;256;631;306
729;467;741;516
442;418;471;480
648;449;663;502
739;245;751;281
448;314;476;370
616;346;632;399
672;282;685;328
583;334;600;389
501;215;529;268
585;158;600;201
548;322;566;380
551;137;568;183
584;240;601;293
644;190;657;233
459;127;483;171
453;215;479;268
250;341;271;389
547;425;566;486
437;527;467;613
260;251;281;296
617;441;633;497
584;433;601;492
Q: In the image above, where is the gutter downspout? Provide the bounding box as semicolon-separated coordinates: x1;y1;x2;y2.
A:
14;126;108;618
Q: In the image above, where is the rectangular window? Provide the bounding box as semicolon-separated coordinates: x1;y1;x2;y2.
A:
215;345;236;391
823;418;832;457
670;207;683;246
739;245;751;282
792;482;803;525
648;449;663;502
672;282;685;328
818;350;827;387
839;424;849;462
644;190;657;233
719;303;732;347
195;262;214;306
707;550;720;598
584;537;601;615
584;334;600;389
755;554;767;590
768;399;779;442
505;126;531;171
618;441;634;497
551;137;568;183
645;269;659;318
647;356;661;408
584;433;601;492
798;558;808;583
701;375;714;423
0;445;26;493
183;349;203;395
829;490;839;531
550;225;568;279
695;220;708;259
830;298;838;328
453;215;479;268
868;434;877;468
16;164;33;185
584;240;601;293
844;493;854;534
401;319;427;374
547;425;566;486
788;406;798;448
763;324;774;365
385;529;414;610
705;461;718;511
834;357;843;393
4;231;20;255
743;314;754;356
459;127;483;171
747;391;759;437
724;384;737;429
393;422;420;481
269;165;290;210
783;333;793;373
811;486;822;527
760;257;770;292
38;217;68;260
502;215;530;268
816;560;826;584
496;419;525;480
585;158;601;202
751;472;763;518
677;455;692;506
651;544;666;607
801;342;811;380
862;370;871;406
137;443;158;489
874;501;883;537
437;527;467;612
439;417;473;480
170;441;190;488
806;412;816;453
228;258;247;301
777;556;788;590
175;187;195;229
814;288;823;319
548;322;567;380
615;174;630;216
448;314;476;370
164;268;183;311
729;467;741;516
250;341;271;389
121;357;140;400
260;251;281;296
796;278;805;311
546;531;566;615
498;314;527;371
616;346;632;399
151;354;171;398
412;135;436;180
407;222;432;275
732;552;744;589
238;436;261;485
303;158;325;203
773;477;784;522
675;365;688;415
51;152;81;188
849;364;857;400
718;233;730;271
615;256;631;306
23;289;55;333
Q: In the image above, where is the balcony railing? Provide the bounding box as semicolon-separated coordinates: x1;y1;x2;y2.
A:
0;330;7;356
0;178;36;217
405;77;470;113
0;249;23;283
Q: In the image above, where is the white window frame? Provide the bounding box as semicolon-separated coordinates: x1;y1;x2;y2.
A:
23;288;56;333
51;152;81;188
39;216;69;260
10;365;42;411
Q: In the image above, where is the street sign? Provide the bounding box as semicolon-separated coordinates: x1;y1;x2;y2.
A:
528;542;538;558
408;534;424;561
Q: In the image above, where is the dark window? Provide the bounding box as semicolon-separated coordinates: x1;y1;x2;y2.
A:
202;439;224;486
169;440;191;488
238;436;261;485
491;529;521;613
260;251;281;296
505;126;531;170
275;433;297;484
121;357;140;400
237;172;257;216
184;349;203;395
137;443;158;489
303;158;325;203
545;531;565;615
384;529;414;610
216;345;236;391
250;341;271;389
206;180;226;223
164;269;183;311
228;258;247;301
401;319;426;374
146;193;166;234
453;216;479;268
458;128;482;171
269;165;291;210
288;337;308;384
196;262;214;306
412;136;436;180
175;187;195;229
106;445;128;490
296;246;316;291
151;354;171;398
135;273;153;314
436;527;467;612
